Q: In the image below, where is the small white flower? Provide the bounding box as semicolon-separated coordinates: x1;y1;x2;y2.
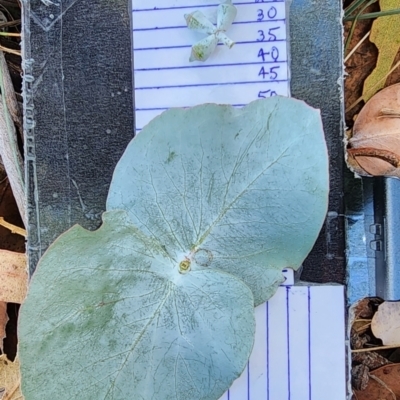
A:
185;0;237;62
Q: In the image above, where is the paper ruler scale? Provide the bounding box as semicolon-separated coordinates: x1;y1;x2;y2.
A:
132;0;289;132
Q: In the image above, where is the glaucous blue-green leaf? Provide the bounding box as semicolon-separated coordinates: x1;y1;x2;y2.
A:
107;97;329;305
18;210;255;400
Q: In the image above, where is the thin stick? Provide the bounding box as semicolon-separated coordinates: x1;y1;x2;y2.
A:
354;319;372;322
355;322;371;333
0;217;26;237
0;32;20;37
345;31;370;63
0;20;20;29
346;60;400;112
352;343;400;353
0;46;20;56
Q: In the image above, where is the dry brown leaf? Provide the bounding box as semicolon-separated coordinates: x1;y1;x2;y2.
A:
362;0;400;102
0;355;24;400
0;250;27;304
353;373;396;400
0;303;7;353
371;301;400;346
347;83;400;177
371;364;400;397
352;298;384;320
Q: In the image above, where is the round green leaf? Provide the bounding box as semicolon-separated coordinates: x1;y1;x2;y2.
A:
19;210;255;400
107;98;329;305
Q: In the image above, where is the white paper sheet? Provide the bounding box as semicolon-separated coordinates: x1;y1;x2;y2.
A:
132;3;346;399
132;0;290;131
217;275;347;400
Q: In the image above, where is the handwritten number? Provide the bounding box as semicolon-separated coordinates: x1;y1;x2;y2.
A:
258;48;279;62
258;90;278;98
259;66;280;80
267;27;280;41
256;1;281;85
258;49;268;62
257;30;265;42
256;5;277;18
271;46;279;61
269;66;279;80
268;6;277;19
259;67;267;79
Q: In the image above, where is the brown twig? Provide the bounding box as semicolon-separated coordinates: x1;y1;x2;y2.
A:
0;217;26;236
354;322;372;333
0;46;20;56
352;344;400;353
354;319;372;322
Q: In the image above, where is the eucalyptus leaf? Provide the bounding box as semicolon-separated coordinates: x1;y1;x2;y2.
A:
18;210;255;400
19;97;328;400
107;97;329;306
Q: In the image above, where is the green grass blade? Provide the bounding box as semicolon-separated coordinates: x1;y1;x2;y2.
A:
345;8;400;21
345;0;371;19
345;0;378;55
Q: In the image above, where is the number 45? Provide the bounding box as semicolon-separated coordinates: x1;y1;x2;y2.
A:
258;66;280;80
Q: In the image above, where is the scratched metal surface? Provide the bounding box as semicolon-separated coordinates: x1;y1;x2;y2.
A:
24;0;346;281
23;0;135;274
289;0;346;284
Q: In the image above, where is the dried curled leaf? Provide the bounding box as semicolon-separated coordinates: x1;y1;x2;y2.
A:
353;374;396;400
0;250;27;304
371;301;400;346
347;83;400;177
0;356;23;400
370;364;400;397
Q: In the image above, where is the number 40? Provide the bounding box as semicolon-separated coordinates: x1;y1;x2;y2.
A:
258;47;279;62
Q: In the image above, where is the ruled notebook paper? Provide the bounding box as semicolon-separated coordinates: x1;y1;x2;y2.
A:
218;274;347;400
132;0;289;132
